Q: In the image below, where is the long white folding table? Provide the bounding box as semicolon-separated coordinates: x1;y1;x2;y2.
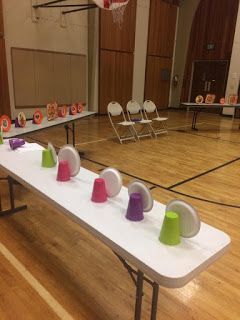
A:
0;142;230;319
1;112;95;215
181;103;240;130
3;111;95;146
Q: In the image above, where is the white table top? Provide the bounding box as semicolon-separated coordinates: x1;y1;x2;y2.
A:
182;102;240;108
0;142;230;288
3;111;95;139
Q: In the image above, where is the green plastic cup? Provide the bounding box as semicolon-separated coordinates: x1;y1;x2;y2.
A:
41;149;56;168
0;127;3;145
159;211;180;245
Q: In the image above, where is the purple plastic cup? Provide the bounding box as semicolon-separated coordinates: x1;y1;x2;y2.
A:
91;178;107;203
57;160;70;182
15;118;20;127
126;193;144;221
9;138;25;150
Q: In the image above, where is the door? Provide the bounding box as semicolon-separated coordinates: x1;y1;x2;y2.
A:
190;60;229;103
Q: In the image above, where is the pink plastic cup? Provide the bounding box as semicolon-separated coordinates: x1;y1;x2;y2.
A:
57;160;70;182
91;178;107;203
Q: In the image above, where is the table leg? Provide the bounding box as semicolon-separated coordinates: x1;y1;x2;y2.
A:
150;283;159;320
135;270;144;320
0;176;27;217
72;122;76;147
185;107;190;131
64;124;69;144
192;111;199;130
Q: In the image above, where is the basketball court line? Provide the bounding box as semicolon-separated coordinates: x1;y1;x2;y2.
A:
75;138;110;146
168;157;240;189
0;242;74;320
83;156;240;208
25;135;240;207
168;122;206;130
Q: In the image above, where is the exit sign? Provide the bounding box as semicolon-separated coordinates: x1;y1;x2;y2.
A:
207;43;215;50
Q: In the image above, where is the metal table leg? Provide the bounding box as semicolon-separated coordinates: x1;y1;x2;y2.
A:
135;270;144;320
0;176;27;217
114;253;159;320
191;111;199;130
150;283;159;320
64;122;84;156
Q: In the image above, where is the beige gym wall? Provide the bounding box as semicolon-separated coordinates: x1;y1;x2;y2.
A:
223;2;240;115
2;0;88;118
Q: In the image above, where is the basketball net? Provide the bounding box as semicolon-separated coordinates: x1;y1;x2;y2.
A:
94;0;129;29
110;1;128;29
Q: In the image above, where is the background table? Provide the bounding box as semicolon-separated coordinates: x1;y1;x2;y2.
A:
3;111;95;146
0;142;230;319
181;103;240;130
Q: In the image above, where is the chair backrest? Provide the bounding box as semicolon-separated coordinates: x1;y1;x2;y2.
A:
107;101;123;116
143;100;157;114
126;100;145;122
126;100;141;115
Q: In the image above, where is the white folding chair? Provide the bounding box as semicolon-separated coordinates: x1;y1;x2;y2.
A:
143;100;168;136
126;100;153;139
107;101;137;144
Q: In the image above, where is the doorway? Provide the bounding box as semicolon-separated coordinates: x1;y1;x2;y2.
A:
190;60;229;103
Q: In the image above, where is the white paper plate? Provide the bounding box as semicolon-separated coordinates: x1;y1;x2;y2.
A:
58;145;81;177
99;167;122;197
128;181;153;212
48;142;57;164
166;199;201;238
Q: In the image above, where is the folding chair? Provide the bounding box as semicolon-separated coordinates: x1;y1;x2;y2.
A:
143;100;168;136
126;100;153;139
107;101;137;144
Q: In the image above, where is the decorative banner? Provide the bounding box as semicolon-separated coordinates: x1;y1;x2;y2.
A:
17;112;27;128
195;95;204;104
205;94;216;104
220;97;225;105
58;105;67;118
70;104;77;115
77;103;84;113
33;110;43;124
0;115;12;132
47;103;58;121
228;94;238;105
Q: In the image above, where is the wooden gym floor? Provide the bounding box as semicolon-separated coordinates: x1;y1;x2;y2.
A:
0;109;240;320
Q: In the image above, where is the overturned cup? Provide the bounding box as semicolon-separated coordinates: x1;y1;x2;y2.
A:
159;211;180;245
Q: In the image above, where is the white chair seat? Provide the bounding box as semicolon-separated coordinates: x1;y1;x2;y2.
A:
118;121;135;126
153;117;168;122
139;119;152;124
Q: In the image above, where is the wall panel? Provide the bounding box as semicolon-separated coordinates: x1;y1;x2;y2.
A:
100;0;137;52
70;55;86;103
145;56;172;108
145;0;178;108
53;53;71;104
99;50;134;113
148;0;177;57
99;0;137;113
12;49;36;107
35;51;54;106
11;48;87;108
